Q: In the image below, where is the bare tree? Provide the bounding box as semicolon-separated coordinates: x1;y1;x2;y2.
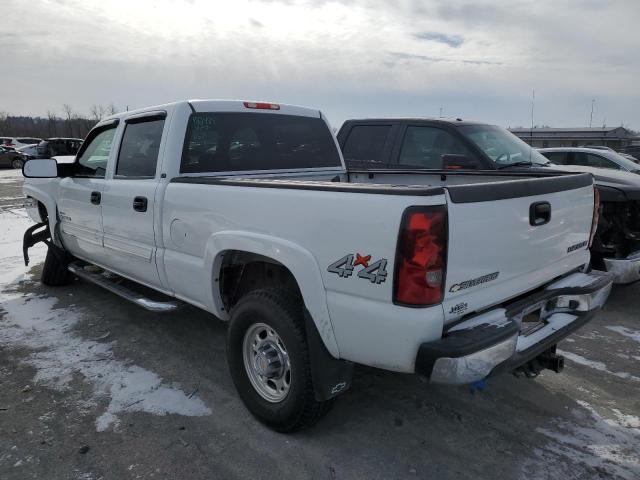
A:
90;104;106;122
106;103;118;116
63;104;75;137
47;110;58;137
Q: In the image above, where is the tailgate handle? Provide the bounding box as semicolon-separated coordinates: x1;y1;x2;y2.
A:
530;202;551;226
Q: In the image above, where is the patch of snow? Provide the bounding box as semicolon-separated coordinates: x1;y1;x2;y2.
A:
605;325;640;343
558;349;640;382
612;409;640;429
0;208;211;433
527;400;640;480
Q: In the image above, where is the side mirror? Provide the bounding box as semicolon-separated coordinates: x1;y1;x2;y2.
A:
442;154;483;170
23;159;58;178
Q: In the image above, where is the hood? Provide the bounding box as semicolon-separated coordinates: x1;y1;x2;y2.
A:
547;164;640;200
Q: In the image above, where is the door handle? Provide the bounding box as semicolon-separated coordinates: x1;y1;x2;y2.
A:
90;191;101;205
133;196;148;212
530;201;551;226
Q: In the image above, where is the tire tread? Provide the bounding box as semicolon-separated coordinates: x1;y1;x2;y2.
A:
228;288;334;432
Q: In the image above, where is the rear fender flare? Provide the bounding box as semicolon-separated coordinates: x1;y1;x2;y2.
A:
203;231;340;358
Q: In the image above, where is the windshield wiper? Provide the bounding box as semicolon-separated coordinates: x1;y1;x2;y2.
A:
497;161;550;170
496;161;533;169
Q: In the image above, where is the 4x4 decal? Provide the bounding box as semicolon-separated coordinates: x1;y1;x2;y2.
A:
328;253;388;284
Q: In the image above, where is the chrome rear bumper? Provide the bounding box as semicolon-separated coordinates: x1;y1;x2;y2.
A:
603;251;640;284
416;270;613;385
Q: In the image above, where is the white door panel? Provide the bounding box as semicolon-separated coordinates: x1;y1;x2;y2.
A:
57;177;105;260
101;180;160;286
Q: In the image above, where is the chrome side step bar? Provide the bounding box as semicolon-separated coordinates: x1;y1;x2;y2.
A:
68;262;182;313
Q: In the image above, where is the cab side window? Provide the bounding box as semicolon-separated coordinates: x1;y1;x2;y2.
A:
76;126;117;177
342;125;391;165
543;152;569;165
398;126;474;168
116;118;165;178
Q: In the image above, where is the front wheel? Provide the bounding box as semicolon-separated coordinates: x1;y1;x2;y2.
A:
12;158;24;169
226;289;334;432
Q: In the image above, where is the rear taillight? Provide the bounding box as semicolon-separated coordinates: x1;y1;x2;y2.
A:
394;206;448;306
589;185;600;247
243;101;280;110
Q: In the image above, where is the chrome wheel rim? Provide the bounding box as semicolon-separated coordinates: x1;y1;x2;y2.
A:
13;159;23;169
242;322;291;403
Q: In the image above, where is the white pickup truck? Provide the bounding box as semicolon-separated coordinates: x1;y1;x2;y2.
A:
22;100;612;432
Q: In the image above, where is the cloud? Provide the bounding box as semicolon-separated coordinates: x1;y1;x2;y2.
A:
386;51;500;66
414;31;464;48
0;0;638;130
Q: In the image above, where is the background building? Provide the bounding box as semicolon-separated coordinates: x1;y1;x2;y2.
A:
509;126;635;150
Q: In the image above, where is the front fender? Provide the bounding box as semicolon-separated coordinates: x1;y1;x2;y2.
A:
23;181;61;246
203;231;340;358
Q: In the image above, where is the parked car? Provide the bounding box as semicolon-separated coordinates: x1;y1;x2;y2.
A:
0;136;42;149
35;138;83;159
538;147;640;173
337;118;640;284
579;145;615;152
16;144;38;160
0;145;24;168
622;145;640;161
22;101;611;432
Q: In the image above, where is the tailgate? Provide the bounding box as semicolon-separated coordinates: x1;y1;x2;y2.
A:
442;173;594;324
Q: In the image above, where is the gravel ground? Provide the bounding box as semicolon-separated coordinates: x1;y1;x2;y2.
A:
0;168;639;480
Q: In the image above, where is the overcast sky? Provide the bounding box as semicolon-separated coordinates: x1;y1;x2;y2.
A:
2;0;639;130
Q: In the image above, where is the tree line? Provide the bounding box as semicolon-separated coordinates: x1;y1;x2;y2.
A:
0;104;119;140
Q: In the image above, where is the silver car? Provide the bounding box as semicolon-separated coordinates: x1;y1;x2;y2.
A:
538;147;640;173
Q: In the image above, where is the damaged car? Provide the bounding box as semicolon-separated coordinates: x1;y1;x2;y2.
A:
538;148;640;283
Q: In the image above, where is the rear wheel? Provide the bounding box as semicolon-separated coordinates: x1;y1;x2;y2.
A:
11;158;24;169
41;246;72;286
226;288;334;432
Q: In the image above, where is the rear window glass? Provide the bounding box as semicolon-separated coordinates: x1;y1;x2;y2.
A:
180;113;341;173
342;125;391;164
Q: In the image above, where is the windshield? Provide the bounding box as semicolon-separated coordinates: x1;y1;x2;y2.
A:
609;152;640;171
457;125;550;167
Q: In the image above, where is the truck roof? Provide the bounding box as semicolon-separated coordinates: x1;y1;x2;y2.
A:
342;118;494;127
102;100;322;123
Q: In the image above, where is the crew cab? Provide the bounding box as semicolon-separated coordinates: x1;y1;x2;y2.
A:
338;118;640;284
22;101;611;432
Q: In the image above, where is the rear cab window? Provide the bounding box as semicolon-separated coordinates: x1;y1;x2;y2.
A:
180;113;341;173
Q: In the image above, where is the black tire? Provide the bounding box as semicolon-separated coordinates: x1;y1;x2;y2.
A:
226;288;334;432
12;158;24;169
41;247;72;286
